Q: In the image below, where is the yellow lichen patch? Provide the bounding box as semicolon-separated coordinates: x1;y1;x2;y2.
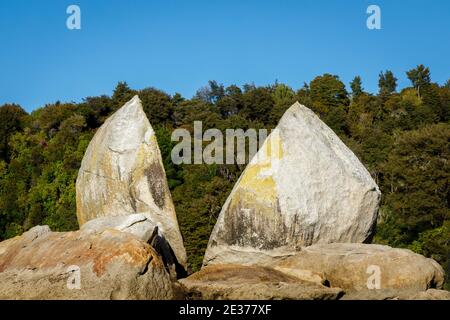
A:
148;133;158;146
134;138;160;173
238;132;284;203
239;165;277;202
134;143;150;169
76;193;85;226
263;130;284;161
227;189;280;226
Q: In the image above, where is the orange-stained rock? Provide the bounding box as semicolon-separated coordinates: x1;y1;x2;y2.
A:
0;226;174;300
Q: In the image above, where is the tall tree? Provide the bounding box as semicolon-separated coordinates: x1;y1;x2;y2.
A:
0;104;28;162
139;88;173;124
444;79;450;89
378;71;397;96
241;87;274;124
195;80;225;104
217;85;243;117
406;64;431;98
112;81;136;108
309;74;349;135
272;83;295;107
350;76;364;98
309;74;349;112
209;80;225;103
270;83;296;123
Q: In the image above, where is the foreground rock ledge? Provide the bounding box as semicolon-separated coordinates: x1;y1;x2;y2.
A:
0;226;174;300
179;264;343;300
340;288;450;300
272;243;446;292
76;95;187;270
204;102;381;266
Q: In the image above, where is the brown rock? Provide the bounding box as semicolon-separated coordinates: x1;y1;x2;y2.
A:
273;243;445;292
179;264;343;300
407;289;450;300
272;266;326;285
341;288;450;300
0;226;174;300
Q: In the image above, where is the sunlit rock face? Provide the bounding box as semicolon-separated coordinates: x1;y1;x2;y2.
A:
76;95;187;270
0;226;174;300
204;102;381;266
272;243;445;292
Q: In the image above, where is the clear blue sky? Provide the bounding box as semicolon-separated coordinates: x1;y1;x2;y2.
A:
1;0;449;112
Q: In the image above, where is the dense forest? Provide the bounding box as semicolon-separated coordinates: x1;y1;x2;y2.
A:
0;65;448;288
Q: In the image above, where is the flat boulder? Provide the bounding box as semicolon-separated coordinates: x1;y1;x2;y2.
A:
76;95;187;271
0;226;174;300
179;264;343;300
204;102;380;266
272;243;445;292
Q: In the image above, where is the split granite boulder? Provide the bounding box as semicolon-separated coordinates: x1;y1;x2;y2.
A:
1;97;446;300
204;102;381;266
0;226;174;300
76;95;187;271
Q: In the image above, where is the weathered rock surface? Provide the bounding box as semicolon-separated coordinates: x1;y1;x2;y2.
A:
0;226;174;300
81;214;185;279
272;243;445;292
81;213;156;243
272;266;326;285
179;264;343;300
341;288;450;300
76;95;187;270
204;102;380;266
405;289;450;300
